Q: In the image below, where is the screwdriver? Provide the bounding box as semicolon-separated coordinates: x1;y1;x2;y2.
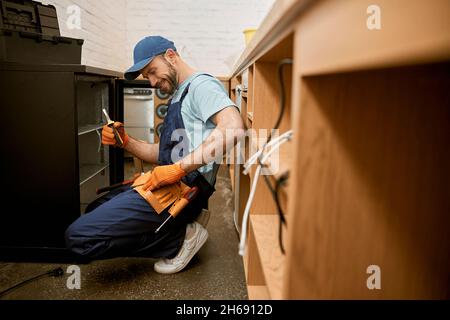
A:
155;186;199;233
102;108;124;147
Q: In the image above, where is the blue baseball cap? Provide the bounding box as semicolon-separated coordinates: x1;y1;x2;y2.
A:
124;36;177;80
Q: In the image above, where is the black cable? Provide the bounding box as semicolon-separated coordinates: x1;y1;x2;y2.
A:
275;173;289;254
263;58;293;143
255;58;293;255
257;58;293;203
0;267;64;299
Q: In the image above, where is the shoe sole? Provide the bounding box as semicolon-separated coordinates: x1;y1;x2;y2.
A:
154;227;208;274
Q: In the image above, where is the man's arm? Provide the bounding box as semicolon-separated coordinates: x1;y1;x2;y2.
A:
125;137;160;164
176;106;245;174
141;106;244;191
102;122;160;164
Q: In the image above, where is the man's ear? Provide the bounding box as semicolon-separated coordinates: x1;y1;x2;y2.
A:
164;49;178;65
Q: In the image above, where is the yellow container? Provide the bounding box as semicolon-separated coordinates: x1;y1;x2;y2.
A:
243;28;257;45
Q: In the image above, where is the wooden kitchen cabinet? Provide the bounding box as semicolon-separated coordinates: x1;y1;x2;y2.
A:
228;0;450;299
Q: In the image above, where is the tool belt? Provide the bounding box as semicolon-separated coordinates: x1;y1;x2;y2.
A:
132;169;215;215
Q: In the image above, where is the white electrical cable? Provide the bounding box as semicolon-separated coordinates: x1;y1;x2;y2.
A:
243;139;287;175
261;136;292;164
233;85;243;234
238;133;293;256
244;131;292;170
238;165;262;256
243;130;293;174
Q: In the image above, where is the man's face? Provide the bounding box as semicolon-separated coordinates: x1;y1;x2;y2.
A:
140;54;178;95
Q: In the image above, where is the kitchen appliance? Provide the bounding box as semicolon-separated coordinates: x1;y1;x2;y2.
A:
123;85;154;149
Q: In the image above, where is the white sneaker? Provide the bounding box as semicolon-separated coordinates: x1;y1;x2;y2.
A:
154;221;208;274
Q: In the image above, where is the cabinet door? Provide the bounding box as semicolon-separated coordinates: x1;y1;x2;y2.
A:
0;70;78;248
75;75;112;214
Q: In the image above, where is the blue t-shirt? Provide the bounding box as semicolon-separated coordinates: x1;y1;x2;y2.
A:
170;72;237;176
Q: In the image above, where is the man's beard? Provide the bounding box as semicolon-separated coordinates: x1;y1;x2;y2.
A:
159;60;178;95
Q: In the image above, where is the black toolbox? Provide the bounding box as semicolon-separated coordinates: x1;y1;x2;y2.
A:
0;0;83;64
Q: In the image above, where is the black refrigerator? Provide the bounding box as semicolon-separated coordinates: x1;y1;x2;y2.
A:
0;62;151;260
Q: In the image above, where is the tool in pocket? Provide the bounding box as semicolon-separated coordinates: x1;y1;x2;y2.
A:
155;186;200;233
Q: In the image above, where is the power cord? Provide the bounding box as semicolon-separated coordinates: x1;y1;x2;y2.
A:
266;58;293;141
238;58;293;256
239;133;292;256
233;85;244;235
0;267;64;299
257;58;293;254
274;173;289;254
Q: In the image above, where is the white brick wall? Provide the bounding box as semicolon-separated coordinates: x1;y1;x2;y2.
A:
41;0;128;72
126;0;275;76
41;0;275;76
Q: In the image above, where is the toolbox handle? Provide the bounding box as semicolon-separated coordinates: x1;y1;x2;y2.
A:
1;1;37;23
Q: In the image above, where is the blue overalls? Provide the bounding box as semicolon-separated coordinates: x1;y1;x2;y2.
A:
65;75;215;260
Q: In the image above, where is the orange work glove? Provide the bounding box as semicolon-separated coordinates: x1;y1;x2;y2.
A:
101;122;129;148
143;163;187;191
